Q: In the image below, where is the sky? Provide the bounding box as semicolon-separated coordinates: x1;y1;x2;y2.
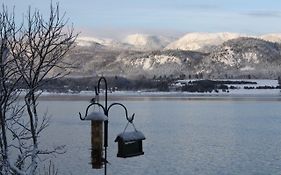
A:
2;0;281;38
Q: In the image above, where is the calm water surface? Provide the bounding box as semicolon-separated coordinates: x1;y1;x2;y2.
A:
38;97;281;175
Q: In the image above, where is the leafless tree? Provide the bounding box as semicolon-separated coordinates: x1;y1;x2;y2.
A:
0;6;25;174
13;3;76;174
0;3;77;175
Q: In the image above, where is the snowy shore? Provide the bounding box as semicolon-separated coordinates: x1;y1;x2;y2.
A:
16;79;280;100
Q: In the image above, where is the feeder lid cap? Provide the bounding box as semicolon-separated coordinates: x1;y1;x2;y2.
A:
85;111;108;121
115;131;145;142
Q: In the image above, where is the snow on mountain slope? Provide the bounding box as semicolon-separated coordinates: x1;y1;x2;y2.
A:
165;32;243;51
199;37;281;78
260;33;281;43
101;50;206;77
76;35;173;50
76;37;113;47
123;34;174;50
76;33;281;51
65;36;281;79
76;36;131;49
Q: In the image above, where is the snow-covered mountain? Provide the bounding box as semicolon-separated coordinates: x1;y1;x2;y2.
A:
106;50;206;76
260;33;281;43
200;37;281;78
76;34;174;51
76;37;131;50
165;32;243;51
76;32;281;51
76;37;112;47
69;37;281;78
67;33;281;79
123;34;174;50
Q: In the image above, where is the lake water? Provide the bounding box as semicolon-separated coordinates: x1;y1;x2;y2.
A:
38;96;281;175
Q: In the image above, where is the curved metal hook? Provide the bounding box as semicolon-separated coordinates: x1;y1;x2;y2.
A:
94;86;98;96
97;77;107;94
78;102;106;120
108;102;135;123
79;112;84;120
96;77;108;110
129;113;135;123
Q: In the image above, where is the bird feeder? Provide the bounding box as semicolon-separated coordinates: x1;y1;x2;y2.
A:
85;111;108;169
115;130;145;158
79;77;147;175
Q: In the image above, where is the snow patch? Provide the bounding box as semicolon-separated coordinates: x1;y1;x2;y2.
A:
122;54;181;70
143;58;152;70
154;55;181;65
240;66;255;71
243;52;259;63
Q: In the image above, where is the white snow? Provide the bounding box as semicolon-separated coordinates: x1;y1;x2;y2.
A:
243;52;259;63
165;32;243;51
260;33;281;43
240;66;255;71
123;34;173;50
76;33;281;52
115;131;145;142
84;111;107;121
143;58;152;70
76;36;128;49
76;37;114;47
154;55;181;65
124;54;181;70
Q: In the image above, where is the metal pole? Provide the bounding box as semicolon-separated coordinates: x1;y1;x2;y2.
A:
104;147;107;175
104;120;108;175
79;77;135;175
97;77;108;175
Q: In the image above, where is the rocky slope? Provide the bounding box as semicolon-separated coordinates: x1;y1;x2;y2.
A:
65;34;281;79
200;37;281;78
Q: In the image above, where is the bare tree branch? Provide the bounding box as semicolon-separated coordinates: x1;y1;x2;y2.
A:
0;2;77;174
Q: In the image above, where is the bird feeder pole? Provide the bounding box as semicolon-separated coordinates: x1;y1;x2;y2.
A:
79;77;144;175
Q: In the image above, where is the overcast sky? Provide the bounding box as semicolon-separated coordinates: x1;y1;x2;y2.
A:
3;0;281;38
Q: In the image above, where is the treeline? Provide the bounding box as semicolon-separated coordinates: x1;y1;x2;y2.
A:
26;76;172;92
20;76;281;93
182;80;281;93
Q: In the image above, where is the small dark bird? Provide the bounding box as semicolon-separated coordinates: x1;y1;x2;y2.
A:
101;158;110;165
90;97;96;104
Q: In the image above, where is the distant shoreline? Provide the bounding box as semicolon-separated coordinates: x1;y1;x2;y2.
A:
34;91;281;101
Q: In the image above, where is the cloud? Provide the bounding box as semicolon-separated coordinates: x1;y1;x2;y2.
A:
245;11;281;18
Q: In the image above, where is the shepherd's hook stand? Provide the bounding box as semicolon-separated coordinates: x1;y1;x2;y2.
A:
78;77;144;175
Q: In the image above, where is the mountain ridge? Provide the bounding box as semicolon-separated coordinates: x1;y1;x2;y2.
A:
69;33;281;79
76;32;281;51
